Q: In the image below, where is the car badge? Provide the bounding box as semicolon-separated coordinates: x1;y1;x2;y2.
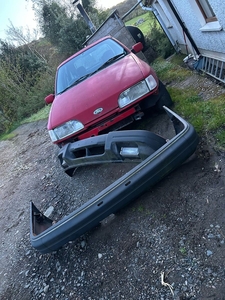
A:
93;108;103;115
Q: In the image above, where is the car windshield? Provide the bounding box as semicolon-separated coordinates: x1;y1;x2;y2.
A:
56;39;127;94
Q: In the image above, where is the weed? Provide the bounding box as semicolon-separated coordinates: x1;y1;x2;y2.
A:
132;205;151;215
138;205;144;213
179;247;187;255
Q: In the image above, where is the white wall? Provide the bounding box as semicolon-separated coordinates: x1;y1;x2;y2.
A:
152;0;225;60
173;0;225;59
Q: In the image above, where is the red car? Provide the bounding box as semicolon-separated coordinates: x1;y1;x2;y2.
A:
45;36;172;146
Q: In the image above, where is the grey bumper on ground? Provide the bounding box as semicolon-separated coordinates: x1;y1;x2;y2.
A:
30;107;199;253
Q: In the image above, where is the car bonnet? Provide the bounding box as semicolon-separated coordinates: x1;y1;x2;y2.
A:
47;54;150;130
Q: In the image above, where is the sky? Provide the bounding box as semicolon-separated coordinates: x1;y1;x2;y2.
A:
0;0;124;41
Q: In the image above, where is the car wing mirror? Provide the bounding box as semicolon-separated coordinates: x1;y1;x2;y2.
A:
45;94;55;104
131;42;143;54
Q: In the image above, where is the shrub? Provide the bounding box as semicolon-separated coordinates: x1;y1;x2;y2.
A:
145;19;174;59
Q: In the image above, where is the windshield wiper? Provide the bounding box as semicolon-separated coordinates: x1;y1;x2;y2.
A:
59;74;90;94
100;52;126;69
91;52;127;75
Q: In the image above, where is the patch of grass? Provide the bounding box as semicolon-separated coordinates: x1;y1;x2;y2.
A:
169;53;186;65
205;96;225;131
0;120;21;141
151;55;225;147
152;58;191;82
168;88;225;140
152;59;175;75
215;129;225;148
0;105;50;141
125;12;156;36
21;105;50;124
0;132;17;141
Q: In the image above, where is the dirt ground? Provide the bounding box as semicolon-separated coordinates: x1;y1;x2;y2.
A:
0;73;225;299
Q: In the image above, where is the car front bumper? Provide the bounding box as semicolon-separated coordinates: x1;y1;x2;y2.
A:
58;128;167;175
30;107;199;253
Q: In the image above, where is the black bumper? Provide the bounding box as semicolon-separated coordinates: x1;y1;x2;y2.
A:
58;129;167;174
30;107;199;253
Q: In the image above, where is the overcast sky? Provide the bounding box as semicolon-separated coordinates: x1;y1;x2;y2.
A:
0;0;123;40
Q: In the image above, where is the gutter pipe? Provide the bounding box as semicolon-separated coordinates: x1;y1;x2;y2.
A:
166;0;200;55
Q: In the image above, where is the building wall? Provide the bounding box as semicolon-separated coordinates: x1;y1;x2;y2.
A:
154;0;193;55
150;0;225;60
172;0;225;59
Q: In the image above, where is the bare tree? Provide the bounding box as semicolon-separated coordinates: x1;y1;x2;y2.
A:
5;21;46;63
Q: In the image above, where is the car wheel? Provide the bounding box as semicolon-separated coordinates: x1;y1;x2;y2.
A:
156;80;173;111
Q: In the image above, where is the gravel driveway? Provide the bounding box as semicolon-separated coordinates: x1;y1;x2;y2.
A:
0;74;225;300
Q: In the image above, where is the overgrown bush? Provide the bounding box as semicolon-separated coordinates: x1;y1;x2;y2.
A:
15;70;55;121
145;19;174;59
0;0;94;134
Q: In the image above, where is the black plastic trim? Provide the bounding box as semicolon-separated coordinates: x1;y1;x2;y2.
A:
58;130;167;171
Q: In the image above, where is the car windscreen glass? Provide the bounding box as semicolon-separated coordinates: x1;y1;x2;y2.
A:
56;39;127;94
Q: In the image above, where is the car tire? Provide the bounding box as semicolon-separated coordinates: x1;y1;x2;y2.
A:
156;80;173;111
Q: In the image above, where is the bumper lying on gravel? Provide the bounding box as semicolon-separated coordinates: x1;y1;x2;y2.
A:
58;128;167;175
30;107;199;253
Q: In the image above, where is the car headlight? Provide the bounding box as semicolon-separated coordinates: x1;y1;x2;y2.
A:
145;74;157;90
118;75;157;108
49;120;84;142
